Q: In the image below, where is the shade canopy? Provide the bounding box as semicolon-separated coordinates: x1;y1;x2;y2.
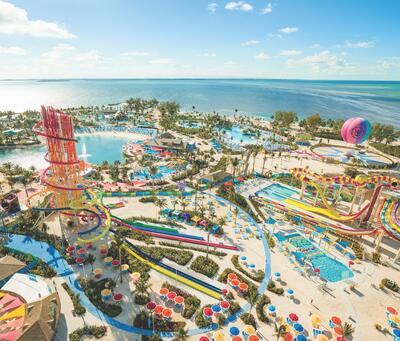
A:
243;324;255;334
289;313;299;322
229;326;240;336
387;307;398;315
331;316;342;325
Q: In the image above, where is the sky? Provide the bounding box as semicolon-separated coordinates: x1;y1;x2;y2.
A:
0;0;399;80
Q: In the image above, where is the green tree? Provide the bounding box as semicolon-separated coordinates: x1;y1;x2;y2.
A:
148;166;158;191
274;322;287;341
86;253;96;272
271;111;298;128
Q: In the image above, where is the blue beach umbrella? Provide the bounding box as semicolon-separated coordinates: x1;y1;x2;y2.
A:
293;323;304;333
229;326;240;336
240;256;247;262
211;304;221;314
268;305;276;312
248;263;255;269
393;329;400;337
287;288;294;295
295;334;307;341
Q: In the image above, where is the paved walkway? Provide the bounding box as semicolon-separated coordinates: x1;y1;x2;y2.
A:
2;191;272;338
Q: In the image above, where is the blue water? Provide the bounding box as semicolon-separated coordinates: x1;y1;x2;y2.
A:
256;183;299;202
131;165;177;181
0;134;132;168
0;79;399;127
288;235;354;282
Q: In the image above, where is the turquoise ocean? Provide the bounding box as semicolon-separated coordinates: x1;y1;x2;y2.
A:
0;79;399;128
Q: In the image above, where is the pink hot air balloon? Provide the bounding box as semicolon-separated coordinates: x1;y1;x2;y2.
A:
341;117;372;144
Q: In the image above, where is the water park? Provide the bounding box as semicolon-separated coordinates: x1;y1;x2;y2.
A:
0;103;399;341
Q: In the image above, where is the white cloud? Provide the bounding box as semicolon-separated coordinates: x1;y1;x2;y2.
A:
0;0;76;38
377;57;400;70
0;45;26;56
224;60;237;65
260;3;273;14
278;27;298;34
310;43;320;49
121;51;149;57
207;3;218;13
337;40;375;49
254;52;269;60
203;52;216;57
241;39;260;46
287;50;351;73
280;50;302;56
41;43;75;60
225;1;253;12
149;58;175;65
75;50;101;62
267;33;282;40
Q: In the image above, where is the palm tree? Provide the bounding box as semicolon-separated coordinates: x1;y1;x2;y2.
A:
231;157;239;177
217;217;226;230
343;322;355;338
155;198;166;219
274;322;287;341
192;182;201;212
148;166;158;191
134;277;152;297
234;207;239;226
179;198;189;212
16;175;30;204
248;290;260;313
86;253;96;272
174;327;189;341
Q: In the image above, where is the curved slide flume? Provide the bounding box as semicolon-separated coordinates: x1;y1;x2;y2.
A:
118;234;222;299
111;214;239;251
379;199;400;241
285;180;371;222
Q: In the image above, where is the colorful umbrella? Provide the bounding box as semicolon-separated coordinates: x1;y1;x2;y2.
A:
387;307;398;315
334;327;343;336
311;314;321;324
220;301;230;310
159;287;169;296
213;330;224;341
146;301;156;310
229;326;240;336
154;305;164;315
289;313;299;322
75;257;85;264
393;329;400;338
212;304;222;314
167;292;177;300
232;337;243;341
243;324;255;335
162;308;172;319
314;268;320;274
248;335;259;341
199;337;210;341
239;282;248;292
268;305;276;312
175;296;185;305
331;316;342;325
295;335;307;341
203;307;213;318
293;323;304;333
283;333;293;341
228;273;237;281
316;335;328;341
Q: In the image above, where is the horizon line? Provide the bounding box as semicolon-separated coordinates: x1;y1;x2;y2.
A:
1;77;400;82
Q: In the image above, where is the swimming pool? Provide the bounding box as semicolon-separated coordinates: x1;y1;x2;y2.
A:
131;165;177;181
256;183;299;202
287;235;354;283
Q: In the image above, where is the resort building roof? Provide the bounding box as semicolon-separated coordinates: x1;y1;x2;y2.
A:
2;273;52;303
201;170;232;184
0;255;26;282
0;273;60;341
